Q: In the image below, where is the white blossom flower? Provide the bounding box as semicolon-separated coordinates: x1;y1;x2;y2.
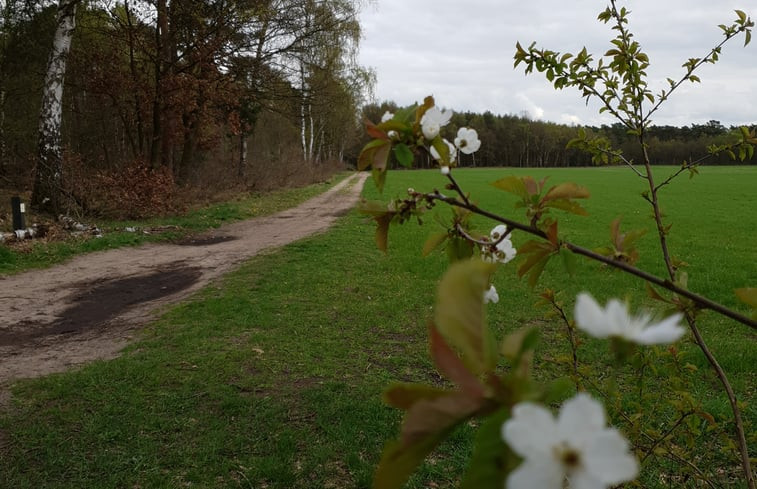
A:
454;127;481;154
574;293;685;345
482;224;516;264
484;285;499;304
420;106;453;140
502;393;638;489
381;111;394;123
430;138;457;165
440;165;450;176
387;130;399;140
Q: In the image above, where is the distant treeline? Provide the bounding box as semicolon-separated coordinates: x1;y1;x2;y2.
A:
360;103;756;168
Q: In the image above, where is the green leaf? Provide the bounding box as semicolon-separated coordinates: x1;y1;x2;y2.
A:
372;166;387;193
501;326;540;364
517;240;556;287
422;232;449;257
560;247;577;277
435;259;498;374
393;143;414;168
460;409;513;489
542;377;575;404
374;430;450;489
646;283;671;303
492;176;528;200
735;288;757;319
430;136;451;165
358;139;391;171
446;236;475;262
543;199;589;216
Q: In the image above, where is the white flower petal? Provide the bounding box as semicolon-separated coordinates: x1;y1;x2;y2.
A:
575;293;685;346
574;293;611;338
454;127;482;154
420;107;452;140
440;165;450;175
381;111;394;123
634;313;685;344
568;469;606;489
507;460;563;489
423;122;440;140
490;224;507;239
605;299;630;337
484;285;499;304
557;393;606;446
503;402;559;459
583;428;639;484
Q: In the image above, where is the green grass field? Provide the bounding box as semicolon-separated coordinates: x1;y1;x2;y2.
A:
0;166;754;488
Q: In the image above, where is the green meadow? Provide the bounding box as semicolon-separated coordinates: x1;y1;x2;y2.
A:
0;166;754;488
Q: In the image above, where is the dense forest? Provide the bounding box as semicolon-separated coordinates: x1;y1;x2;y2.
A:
0;1;753;219
0;0;372;217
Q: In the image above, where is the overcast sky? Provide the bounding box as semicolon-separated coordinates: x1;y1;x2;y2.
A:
358;1;757;127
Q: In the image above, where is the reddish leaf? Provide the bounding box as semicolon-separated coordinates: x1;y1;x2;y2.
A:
429;323;486;399
491;176;528;200
358;139;391;176
402;392;484;445
542;182;590;201
422;232;449;257
545;220;559;246
383;383;450;410
365;119;389;140
523;176;539;196
375;212;393;252
435;260;498;374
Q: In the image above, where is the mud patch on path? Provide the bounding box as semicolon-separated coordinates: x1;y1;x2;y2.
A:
0;172;368;385
176;235;236;246
0;266;201;348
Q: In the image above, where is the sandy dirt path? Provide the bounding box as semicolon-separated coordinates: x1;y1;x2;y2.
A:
0;172;368;384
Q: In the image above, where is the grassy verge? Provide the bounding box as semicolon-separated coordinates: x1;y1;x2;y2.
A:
0;166;754;488
0;173;350;275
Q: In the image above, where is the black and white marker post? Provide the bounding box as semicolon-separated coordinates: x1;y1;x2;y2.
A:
11;196;25;231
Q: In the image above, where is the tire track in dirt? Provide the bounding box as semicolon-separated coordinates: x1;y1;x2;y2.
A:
0;172;368;384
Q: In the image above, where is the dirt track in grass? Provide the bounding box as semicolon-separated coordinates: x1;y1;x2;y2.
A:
0;172;368;385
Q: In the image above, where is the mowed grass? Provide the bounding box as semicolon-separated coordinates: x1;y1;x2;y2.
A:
0;173;349;275
0;166;754;488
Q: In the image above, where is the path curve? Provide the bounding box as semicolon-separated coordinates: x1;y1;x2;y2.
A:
0;172;368;384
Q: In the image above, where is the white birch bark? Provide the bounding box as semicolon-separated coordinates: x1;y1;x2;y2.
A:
32;0;78;213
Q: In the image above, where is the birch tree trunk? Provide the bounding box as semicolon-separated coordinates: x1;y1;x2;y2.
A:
31;0;78;214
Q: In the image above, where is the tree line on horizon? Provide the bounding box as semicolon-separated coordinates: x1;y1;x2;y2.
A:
360;102;757;169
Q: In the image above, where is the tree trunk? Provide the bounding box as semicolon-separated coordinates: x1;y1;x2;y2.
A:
31;0;78;215
149;0;169;168
238;134;248;179
124;0;144;157
0;88;6;176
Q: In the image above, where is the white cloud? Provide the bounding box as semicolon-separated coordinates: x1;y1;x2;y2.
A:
358;0;757;126
516;93;545;120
